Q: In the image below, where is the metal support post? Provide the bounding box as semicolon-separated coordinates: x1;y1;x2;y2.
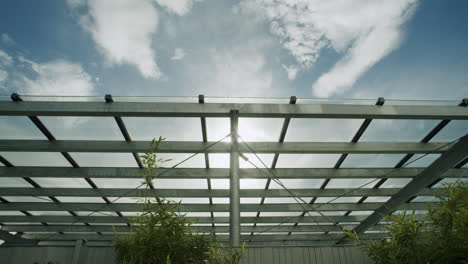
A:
71;239;84;264
229;110;241;247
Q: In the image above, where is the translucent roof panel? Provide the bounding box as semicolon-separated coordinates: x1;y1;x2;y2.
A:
56;197;106;203
211;179;229;189
403;154;441;167
30;177;91;188
264;197;312;204
0;116;46;139
314;197;362;203
378;178;413;188
2;196;53;203
206;118;230;142
276;154;340;168
92;178;142;189
285;119;362;142
238;118;283;142
240;198;262;204
240;179;267;189
431;178;468;188
341;154;405;168
0;152;70;167
364;196;391;203
260;212;302;217
325;179;376;189
411;196;439;202
165;198;210;204
40;117;122;140
360;119;438;142
29;211;73;216
269;179;324;189
69;153;138;167
153;179;208;189
0;177;33;188
431;120;468;142
152;153;205;168
123;117;202;141
0;211;25;216
239;154;274;168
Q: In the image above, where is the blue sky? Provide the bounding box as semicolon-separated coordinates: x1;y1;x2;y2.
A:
0;0;467;223
0;0;467;99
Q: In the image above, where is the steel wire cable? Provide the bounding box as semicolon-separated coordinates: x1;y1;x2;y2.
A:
239;135;464;242
32;133;230;241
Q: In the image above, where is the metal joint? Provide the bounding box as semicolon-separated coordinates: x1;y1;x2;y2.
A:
10;93;22;102
104;94;113;103
377;97;385;106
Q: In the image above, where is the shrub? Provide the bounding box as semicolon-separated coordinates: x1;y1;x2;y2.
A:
347;181;468;264
113;137;244;264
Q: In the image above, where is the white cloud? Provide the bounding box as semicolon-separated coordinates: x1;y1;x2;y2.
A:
240;0;418;96
0;69;7;85
190;48;273;97
0;49;13;66
0;49;13;86
155;0;193;16
171;48;186;60
282;64;299;80
19;58;94;96
70;0;162;79
1;33;15;46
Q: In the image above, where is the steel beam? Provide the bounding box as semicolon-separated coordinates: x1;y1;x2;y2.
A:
0;187;443;197
1;224;384;233
0;214;426;225
2;167;466;179
21;232;386;242
338;134;468;243
230;110;241;246
2;101;468;119
0;140;454;154
0;202;433;212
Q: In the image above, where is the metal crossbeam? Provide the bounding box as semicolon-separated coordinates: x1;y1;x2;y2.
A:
0;187;443;197
0;215;426;225
0;202;432;212
0;140;455;154
2;167;466;179
21;233;386;242
2;101;468;119
1;224;384;233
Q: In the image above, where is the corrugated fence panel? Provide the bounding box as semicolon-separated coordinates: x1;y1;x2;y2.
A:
0;246;371;263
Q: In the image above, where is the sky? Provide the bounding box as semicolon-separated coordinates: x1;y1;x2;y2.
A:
0;0;467;238
0;0;467;99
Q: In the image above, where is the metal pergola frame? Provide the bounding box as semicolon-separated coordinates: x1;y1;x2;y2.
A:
0;94;467;247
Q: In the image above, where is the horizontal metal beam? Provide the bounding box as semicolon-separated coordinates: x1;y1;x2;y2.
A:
0;187;443;198
0;215;425;224
1;224;384;233
0;202;432;212
2;167;466;179
0;140;453;154
22;232;386;242
0;229;36;245
2;101;467;119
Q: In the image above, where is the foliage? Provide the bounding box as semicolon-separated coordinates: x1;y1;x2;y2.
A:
206;243;245;264
346;181;468;264
113;137;245;264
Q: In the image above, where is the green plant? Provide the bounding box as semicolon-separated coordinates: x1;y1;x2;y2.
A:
113;137;245;264
347;181;468;264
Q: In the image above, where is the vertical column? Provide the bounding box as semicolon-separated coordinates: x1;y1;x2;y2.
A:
71;239;84;264
229;110;241;247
